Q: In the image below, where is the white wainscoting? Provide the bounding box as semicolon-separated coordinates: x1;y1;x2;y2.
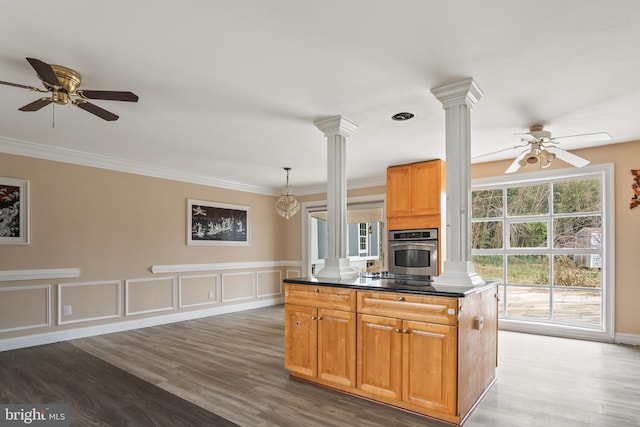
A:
0;285;50;333
221;272;254;303
125;277;176;316
57;281;121;325
178;274;219;308
257;270;282;297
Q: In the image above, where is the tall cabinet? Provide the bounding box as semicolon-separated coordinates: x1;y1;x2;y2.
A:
386;159;446;272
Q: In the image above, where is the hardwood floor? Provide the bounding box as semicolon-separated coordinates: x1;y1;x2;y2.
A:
3;305;640;426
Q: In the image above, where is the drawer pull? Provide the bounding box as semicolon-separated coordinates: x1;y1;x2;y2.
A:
311;316;317;320
402;329;410;334
313;288;319;293
398;297;405;302
394;328;401;333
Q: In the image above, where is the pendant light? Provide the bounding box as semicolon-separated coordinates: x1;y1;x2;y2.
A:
275;167;301;219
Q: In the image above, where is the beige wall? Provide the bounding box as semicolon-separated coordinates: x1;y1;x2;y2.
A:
0;153;296;344
471;140;640;336
2;139;638;345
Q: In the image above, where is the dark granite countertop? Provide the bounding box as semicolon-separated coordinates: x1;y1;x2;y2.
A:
284;276;499;297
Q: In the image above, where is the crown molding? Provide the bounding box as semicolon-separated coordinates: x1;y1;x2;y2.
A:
0;136;279;196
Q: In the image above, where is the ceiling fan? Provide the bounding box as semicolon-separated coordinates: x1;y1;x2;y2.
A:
0;57;138;122
476;124;611;174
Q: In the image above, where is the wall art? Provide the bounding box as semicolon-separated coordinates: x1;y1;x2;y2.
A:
187;199;250;246
0;177;29;245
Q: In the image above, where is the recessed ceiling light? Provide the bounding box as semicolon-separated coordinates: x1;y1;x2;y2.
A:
391;112;414;121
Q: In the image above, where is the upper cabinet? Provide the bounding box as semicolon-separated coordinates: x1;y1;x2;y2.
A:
386;159;445;231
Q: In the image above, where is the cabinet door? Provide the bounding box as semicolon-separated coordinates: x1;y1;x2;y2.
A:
411;161;441;216
357;314;403;400
386;165;412;218
317;309;356;387
402;320;457;415
284;304;317;378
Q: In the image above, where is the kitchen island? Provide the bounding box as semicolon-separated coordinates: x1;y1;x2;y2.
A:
283;276;498;425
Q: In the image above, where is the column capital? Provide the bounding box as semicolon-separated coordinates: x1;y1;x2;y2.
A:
314;115;360;138
431;78;484;109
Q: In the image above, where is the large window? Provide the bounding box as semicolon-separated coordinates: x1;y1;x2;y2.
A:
472;165;614;341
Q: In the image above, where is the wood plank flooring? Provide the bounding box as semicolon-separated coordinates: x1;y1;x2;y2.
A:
3;304;640;426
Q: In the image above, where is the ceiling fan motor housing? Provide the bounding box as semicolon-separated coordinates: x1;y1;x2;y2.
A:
41;64;81;105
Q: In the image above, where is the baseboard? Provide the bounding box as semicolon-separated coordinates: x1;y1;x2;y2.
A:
615;332;640;346
0;297;283;352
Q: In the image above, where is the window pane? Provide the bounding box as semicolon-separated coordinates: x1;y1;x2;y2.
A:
553;216;602;249
507;255;549;285
472;189;503;218
552;289;601;326
553;255;602;287
472;255;503;280
505;286;550;319
553;179;601;214
507;185;549;216
472;221;503;249
509;221;547;248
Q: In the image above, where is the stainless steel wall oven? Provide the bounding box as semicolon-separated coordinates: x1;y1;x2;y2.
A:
388;228;438;278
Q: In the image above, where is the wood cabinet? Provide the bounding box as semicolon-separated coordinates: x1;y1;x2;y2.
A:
284;282;498;425
284;284;356;389
357;291;457;415
386;159;445;231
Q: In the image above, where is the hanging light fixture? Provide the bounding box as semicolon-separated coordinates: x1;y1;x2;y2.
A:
275;167;301;219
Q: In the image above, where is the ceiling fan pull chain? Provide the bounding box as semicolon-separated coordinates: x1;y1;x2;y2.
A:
52;98;55;128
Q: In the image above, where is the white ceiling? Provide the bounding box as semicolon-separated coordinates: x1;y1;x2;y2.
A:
1;1;639;195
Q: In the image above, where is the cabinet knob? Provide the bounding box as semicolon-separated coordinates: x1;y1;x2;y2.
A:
317;316;323;321
313;288;319;293
311;316;317;320
398;296;405;302
394;328;401;333
402;329;410;334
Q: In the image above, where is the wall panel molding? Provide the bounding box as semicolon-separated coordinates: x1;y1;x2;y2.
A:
151;260;301;274
57;281;122;325
179;274;219;308
221;272;254;303
0;268;80;282
0;285;50;333
256;270;282;297
125;277;176;316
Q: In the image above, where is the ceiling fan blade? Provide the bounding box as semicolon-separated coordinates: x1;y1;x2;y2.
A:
549;132;611;144
74;101;119;121
26;57;61;87
473;144;529;160
545;146;590;168
505;149;529;174
19;97;53;112
77;90;139;102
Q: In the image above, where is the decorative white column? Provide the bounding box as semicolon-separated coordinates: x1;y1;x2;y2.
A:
314;115;359;280
431;78;485;286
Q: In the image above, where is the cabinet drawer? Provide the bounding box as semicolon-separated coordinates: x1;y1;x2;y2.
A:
357;291;458;325
285;284;356;312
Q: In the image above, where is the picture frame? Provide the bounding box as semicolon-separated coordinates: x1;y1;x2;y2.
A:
187;199;250;246
0;177;29;245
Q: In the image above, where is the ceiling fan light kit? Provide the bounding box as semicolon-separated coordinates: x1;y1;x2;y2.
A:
0;57;138;122
503;124;609;174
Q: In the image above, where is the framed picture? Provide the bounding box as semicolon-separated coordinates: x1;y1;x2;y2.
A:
0;177;29;245
187;199;250;246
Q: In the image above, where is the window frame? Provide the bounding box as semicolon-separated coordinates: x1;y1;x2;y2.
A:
472;163;615;342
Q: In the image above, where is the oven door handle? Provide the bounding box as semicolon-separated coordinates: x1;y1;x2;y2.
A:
389;242;437;249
